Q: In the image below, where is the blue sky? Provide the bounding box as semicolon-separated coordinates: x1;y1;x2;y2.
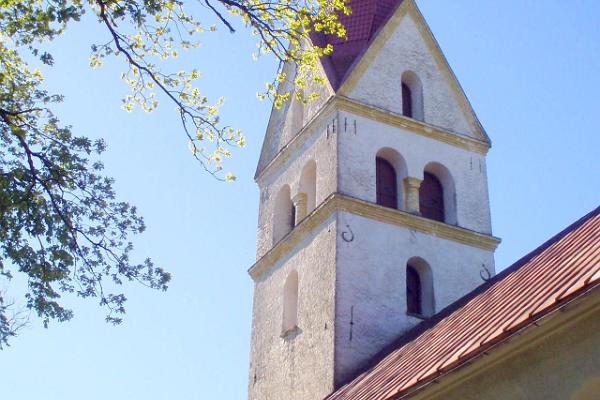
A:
1;1;599;399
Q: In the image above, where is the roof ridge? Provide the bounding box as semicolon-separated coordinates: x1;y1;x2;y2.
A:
331;204;600;391
334;0;406;88
312;0;405;90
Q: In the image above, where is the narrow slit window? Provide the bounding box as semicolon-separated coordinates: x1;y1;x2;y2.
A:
282;271;299;334
401;71;423;121
402;82;413;118
406;264;422;315
273;185;293;244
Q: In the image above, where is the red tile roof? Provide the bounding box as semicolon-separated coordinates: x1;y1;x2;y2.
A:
326;206;600;400
312;0;404;89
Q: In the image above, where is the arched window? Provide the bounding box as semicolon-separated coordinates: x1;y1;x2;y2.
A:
375;148;407;210
419;172;445;222
273;185;293;244
401;71;424;121
282;271;299;334
406;264;422;315
420;163;457;225
376;157;398;209
402;83;413;118
299;160;317;215
406;257;435;317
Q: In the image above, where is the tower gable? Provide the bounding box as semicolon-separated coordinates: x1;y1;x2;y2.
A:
337;0;489;141
311;0;404;89
254;62;334;179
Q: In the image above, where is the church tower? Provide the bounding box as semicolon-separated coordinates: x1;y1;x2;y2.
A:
248;1;500;399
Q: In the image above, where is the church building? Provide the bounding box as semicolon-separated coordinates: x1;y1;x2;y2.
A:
247;1;600;399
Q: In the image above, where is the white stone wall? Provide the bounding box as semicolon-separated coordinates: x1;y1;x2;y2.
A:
345;12;477;138
248;217;338;400
249;6;498;396
255;119;338;259
333;211;496;385
338;110;493;234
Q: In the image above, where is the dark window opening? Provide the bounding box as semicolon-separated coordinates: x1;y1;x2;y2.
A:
406;264;422;315
376;157;398;209
402;82;413;118
419;172;444;222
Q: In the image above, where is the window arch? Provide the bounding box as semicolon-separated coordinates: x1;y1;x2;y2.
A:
299;160;317;215
406;257;434;317
273;185;293;244
282;270;299;334
420;163;457;225
375;148;407;210
401;71;424;121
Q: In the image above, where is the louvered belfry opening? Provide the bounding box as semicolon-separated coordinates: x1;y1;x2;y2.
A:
406;264;422;315
376;157;398;209
402;82;413;118
419;172;445;222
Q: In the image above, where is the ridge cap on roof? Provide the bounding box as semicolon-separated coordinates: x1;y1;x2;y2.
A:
331;204;600;391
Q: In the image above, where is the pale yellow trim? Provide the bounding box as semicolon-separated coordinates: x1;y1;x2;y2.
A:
337;194;500;250
337;96;489;154
255;95;490;183
406;287;600;400
249;194;337;280
248;193;500;280
337;0;489;142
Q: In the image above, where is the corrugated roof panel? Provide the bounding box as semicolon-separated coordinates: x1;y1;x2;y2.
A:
326;206;600;400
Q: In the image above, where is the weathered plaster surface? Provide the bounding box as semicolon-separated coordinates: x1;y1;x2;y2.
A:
249;102;495;398
345;12;477;138
334;211;495;385
249;5;498;398
248;217;337;400
255;119;338;259
338;110;493;234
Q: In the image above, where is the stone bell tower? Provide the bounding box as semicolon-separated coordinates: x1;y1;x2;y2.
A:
247;1;500;399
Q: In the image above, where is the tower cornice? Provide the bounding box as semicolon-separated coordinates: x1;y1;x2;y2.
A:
255;95;491;185
336;96;491;154
248;193;501;281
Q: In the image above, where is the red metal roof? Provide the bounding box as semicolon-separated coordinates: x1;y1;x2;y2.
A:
312;0;404;89
326;206;600;400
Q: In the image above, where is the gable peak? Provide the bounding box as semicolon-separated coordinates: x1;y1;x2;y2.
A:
312;0;405;89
